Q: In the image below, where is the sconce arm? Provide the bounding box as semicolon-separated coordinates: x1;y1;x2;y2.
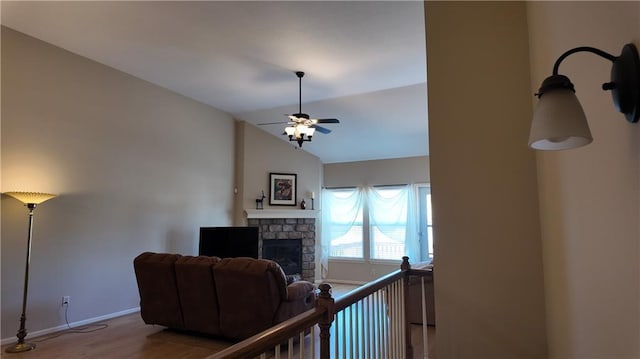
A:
552;46;617;75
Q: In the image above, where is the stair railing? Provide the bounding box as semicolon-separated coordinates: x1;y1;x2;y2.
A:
208;256;432;359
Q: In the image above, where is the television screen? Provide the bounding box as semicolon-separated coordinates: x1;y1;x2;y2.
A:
199;226;259;258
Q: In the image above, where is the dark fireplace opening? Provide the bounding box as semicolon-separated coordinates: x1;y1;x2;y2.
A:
262;239;302;276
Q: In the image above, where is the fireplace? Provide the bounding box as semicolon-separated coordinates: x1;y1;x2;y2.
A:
262;239;302;276
246;211;316;283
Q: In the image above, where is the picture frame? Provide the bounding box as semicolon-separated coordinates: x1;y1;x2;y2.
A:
269;172;297;206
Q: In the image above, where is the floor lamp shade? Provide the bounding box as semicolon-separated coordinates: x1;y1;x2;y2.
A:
529;89;593;150
4;192;57;205
4;191;56;354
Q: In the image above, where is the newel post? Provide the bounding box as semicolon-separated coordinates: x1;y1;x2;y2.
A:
317;283;335;359
401;256;414;358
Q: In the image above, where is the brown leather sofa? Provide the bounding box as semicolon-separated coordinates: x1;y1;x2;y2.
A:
133;252;316;340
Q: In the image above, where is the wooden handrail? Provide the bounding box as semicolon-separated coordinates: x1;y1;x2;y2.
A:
334;269;404;312
207;308;326;359
407;268;433;276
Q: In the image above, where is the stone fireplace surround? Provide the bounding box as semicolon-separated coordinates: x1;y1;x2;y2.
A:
246;209;318;283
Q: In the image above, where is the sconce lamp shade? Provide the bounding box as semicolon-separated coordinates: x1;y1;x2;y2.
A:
529;43;640;150
529;83;592;150
4;192;57;205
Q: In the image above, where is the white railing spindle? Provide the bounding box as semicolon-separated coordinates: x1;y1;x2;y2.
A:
422;276;429;358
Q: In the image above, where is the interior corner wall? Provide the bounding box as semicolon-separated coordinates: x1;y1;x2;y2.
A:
1;27;235;340
527;3;640;358
235;122;323;277
236;122;323;216
425;2;548;358
233;120;247;225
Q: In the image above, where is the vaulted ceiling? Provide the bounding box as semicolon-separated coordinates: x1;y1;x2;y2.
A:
2;1;428;163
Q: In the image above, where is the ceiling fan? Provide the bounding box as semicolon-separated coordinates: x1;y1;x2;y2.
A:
259;71;340;147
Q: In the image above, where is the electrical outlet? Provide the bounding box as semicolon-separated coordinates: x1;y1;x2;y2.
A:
62;296;70;306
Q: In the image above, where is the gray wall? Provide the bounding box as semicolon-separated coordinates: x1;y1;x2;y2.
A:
1;27;235;339
323;156;429;188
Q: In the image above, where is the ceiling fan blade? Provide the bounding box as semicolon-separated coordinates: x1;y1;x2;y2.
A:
258;121;289;125
312;125;332;134
312;118;340;124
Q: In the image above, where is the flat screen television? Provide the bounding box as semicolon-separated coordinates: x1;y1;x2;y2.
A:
198;226;259;258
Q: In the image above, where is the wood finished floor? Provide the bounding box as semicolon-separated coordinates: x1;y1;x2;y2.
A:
1;284;435;358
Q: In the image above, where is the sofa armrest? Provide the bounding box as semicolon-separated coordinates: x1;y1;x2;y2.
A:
276;280;316;324
286;281;315;301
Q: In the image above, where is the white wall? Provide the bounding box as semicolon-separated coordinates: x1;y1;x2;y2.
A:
425;3;548;358
527;3;640;358
1;27;235;339
323;156;429;283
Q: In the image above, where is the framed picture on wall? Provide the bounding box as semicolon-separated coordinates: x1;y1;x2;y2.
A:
269;173;297;206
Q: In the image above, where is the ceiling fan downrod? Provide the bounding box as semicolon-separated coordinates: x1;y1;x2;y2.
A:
296;71;304;116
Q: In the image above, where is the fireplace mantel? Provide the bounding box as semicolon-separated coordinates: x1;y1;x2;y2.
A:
245;209;319;219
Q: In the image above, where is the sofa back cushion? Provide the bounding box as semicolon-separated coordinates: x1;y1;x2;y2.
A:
133;252;184;329
213;257;288;340
175;255;222;336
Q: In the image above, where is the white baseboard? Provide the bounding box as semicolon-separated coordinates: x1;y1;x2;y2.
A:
1;307;140;345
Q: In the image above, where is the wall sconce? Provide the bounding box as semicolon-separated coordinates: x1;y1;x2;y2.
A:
529;43;639;150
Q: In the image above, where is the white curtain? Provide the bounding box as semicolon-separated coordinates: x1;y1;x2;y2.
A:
320;185;420;277
405;185;420;262
367;185;420;262
320;187;363;278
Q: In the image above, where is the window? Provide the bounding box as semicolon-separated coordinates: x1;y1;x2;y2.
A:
418;185;434;261
369;186;409;260
324;188;364;259
323;185;428;262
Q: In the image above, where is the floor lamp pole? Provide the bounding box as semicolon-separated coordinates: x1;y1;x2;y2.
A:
6;203;37;353
4;191;56;354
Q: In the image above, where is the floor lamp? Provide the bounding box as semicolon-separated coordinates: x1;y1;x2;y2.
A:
4;191;57;354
